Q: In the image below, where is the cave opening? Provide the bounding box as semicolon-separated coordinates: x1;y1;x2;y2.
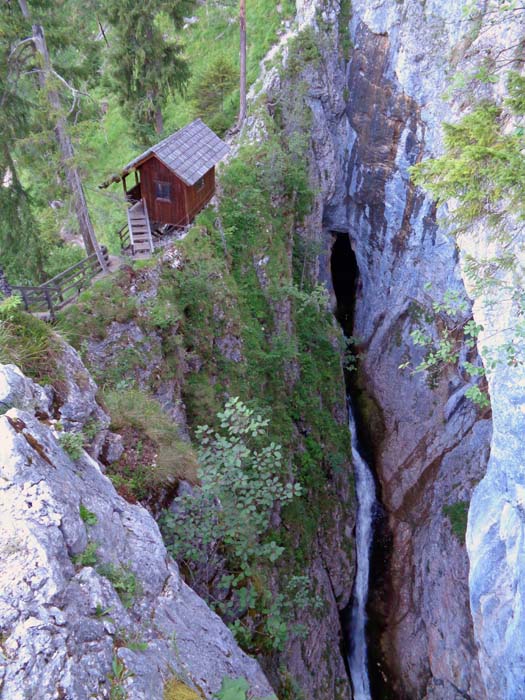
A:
331;230;359;340
329;230;396;700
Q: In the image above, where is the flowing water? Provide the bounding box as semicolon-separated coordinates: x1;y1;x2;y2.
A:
347;402;376;700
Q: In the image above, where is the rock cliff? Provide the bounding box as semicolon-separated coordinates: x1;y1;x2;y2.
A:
301;0;523;697
0;356;274;699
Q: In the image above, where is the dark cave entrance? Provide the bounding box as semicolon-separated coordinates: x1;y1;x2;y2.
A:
331;230;359;340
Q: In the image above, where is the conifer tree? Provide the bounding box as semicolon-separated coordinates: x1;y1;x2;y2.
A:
102;0;194;144
0;2;46;283
16;0;107;270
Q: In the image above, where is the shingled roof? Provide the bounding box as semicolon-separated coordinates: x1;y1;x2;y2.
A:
122;119;229;187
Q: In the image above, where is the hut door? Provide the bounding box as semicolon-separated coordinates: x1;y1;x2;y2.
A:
153;180;173;224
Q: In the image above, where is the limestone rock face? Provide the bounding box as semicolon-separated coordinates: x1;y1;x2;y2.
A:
0;363;274;700
0;364;51;416
308;0;524;697
291;0;510;697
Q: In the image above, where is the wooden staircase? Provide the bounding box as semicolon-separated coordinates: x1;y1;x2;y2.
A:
127;199;154;256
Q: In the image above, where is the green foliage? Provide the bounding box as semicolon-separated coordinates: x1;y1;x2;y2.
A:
160;399;309;652
506;71;525;115
103;388;198;499
101;0;193;144
72;541;99;567
59;431;85;460
0;296;60;383
108;655;133;700
213;677;277;700
161;398;301;579
411;102;525;233
79;503;98;526
97;563;139;609
443;501;470;543
400;286;489;403
465;384;491;408
286;26;322;77
191;56;239;136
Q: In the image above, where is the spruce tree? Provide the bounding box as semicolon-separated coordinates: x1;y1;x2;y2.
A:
101;0;194;144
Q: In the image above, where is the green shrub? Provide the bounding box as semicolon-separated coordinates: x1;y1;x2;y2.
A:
79;503;98;526
161;398;301;579
72;541;99;567
59;432;85;460
97;562;139;608
443;501;469;543
213;677;277;700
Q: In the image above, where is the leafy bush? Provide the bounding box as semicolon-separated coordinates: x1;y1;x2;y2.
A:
79;503;98;526
72;541;99;567
161;397;301;580
443;501;469;543
213;677;277;700
160;399;308;652
59;431;85;460
97;562;139;608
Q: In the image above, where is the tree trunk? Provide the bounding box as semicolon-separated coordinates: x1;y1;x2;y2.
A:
238;0;247;127
0;266;12;298
17;0;107;271
155;105;163;135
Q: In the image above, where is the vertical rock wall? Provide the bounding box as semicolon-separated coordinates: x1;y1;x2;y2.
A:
293;0;522;697
338;7;492;696
311;0;525;697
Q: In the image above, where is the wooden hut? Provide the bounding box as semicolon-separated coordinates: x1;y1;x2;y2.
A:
101;119;229;253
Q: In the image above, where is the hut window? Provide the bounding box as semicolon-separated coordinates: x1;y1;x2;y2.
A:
155;181;171;200
196;177;205;191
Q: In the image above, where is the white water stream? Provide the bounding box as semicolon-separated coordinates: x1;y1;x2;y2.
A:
347;403;376;700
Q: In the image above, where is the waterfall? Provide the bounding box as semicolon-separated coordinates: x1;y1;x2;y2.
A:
347;401;376;700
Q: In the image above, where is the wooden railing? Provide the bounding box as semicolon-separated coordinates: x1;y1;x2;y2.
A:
12;246;109;320
117;222;131;252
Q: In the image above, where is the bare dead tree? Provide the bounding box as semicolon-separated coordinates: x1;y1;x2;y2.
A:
16;0;107;271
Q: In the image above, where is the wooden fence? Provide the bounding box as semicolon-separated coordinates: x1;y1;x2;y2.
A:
12;247;109;320
117;222;131;252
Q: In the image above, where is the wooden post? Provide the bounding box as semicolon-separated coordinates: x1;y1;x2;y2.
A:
20;288;29;311
43;287;55;321
238;0;247;127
